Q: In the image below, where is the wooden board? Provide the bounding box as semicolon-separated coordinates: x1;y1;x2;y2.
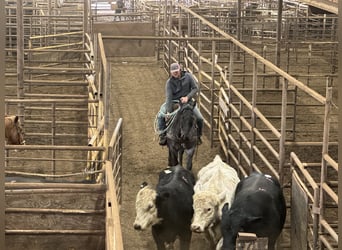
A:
6;213;105;230
6;235;105;250
291;174;308;250
93;22;155;57
6;192;105;209
6;185;106;249
236;232;268;249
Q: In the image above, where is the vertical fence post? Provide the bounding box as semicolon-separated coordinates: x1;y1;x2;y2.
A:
275;0;283;88
250;58;257;174
198;22;202;85
210;41;215;147
177;5;182;63
0;0;5;247
279;77;288;185
319;78;333;247
313;187;320;249
228;42;234;100
17;0;25;121
104;58;110;160
51;103;56;175
83;0;88;36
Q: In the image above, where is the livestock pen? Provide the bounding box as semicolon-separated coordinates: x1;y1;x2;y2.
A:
3;0;339;249
155;3;338;249
102;1;338;248
162;4;337;249
4;1;123;249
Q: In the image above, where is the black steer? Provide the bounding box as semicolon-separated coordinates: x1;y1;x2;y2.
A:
133;165;195;250
220;172;286;250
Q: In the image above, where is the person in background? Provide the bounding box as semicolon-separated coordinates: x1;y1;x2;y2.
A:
115;0;124;13
157;62;203;146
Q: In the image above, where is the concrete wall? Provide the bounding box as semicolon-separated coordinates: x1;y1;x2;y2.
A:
93;22;155;57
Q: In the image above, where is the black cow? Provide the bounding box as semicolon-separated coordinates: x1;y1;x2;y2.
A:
133;165;195;250
219;172;286;250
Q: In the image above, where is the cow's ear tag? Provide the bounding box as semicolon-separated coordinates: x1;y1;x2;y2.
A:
140;181;148;188
164;169;172;174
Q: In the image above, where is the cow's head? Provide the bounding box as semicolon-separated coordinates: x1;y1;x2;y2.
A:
133;182;161;231
220;202;246;250
5;115;25;145
191;190;220;233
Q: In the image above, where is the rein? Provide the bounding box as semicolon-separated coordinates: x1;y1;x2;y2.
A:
154;101;181;135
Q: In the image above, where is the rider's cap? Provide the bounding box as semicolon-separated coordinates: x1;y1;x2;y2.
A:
170;63;180;73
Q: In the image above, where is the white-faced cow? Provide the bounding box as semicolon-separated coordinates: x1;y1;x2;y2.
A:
5;115;25;145
218;172;287;250
191;155;240;249
133;165;195;250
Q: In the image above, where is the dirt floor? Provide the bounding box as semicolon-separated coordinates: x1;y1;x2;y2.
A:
109;56;221;250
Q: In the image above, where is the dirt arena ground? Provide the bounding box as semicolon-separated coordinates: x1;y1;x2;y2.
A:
109;56;221;250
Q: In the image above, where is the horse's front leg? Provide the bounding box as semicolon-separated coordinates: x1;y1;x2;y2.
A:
178;147;184;167
168;145;179;167
185;147;195;171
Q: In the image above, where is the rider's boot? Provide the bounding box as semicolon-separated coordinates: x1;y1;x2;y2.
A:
159;133;167;146
157;115;167;146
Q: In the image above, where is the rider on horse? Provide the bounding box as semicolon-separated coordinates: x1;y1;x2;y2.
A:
157;62;204;146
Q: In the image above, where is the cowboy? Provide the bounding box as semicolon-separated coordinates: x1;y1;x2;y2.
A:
157;62;204;146
115;0;124;13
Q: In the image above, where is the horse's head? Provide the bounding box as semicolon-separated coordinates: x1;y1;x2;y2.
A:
5;115;25;145
179;102;197;141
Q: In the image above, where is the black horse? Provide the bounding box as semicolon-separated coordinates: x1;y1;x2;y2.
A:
166;100;198;170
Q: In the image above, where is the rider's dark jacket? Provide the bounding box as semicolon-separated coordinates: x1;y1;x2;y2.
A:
165;71;199;113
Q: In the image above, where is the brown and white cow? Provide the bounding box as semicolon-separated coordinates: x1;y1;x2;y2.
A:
5;115;25;145
191;155;240;249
